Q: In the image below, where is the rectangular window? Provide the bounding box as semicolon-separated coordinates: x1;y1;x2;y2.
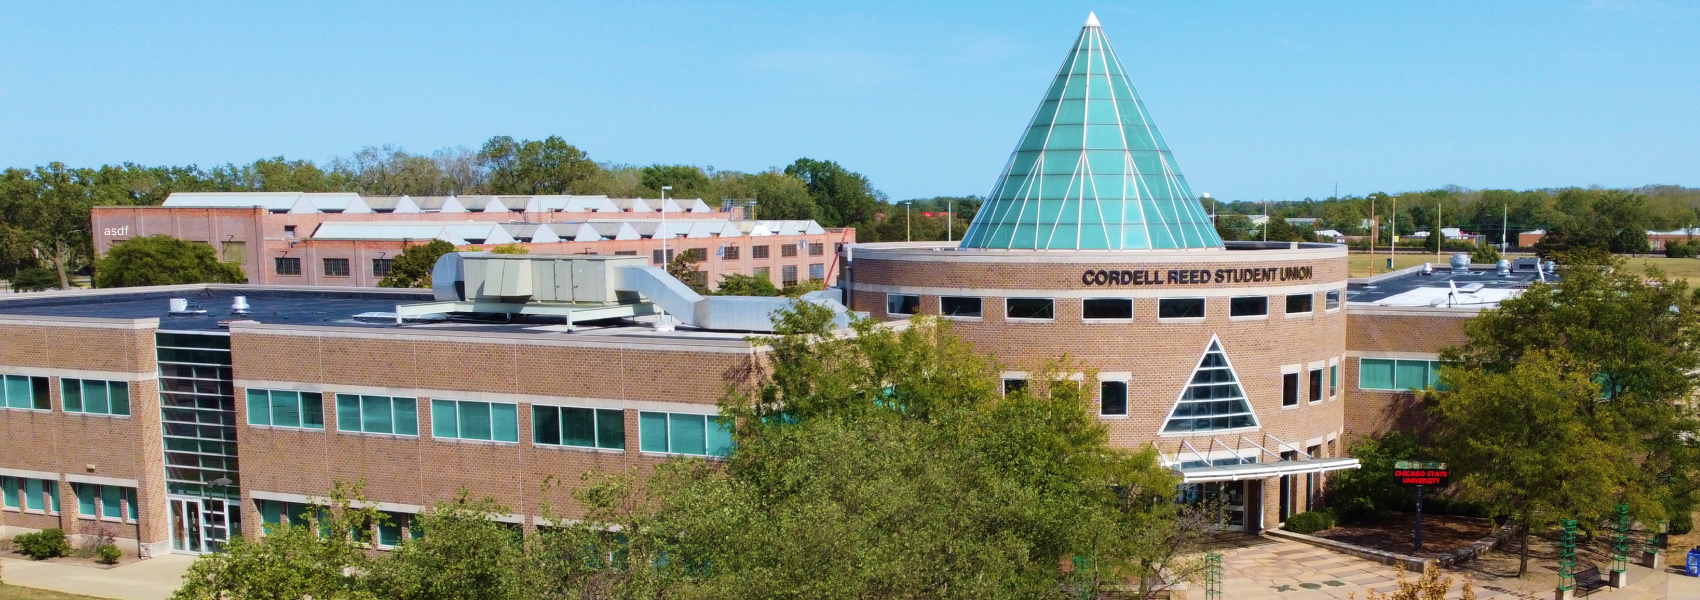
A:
1;375;49;410
275;257;301;276
1395;360;1431;391
940;296;983;318
808;263;824;281
809;242;824;256
1082;298;1133;320
335;394;419;436
781;265;799;287
722;245;741;260
3;477;58;514
637;411;733;457
684;248;707;261
61;378;130;416
652;249;675;265
322;258;350;277
245;389;324;429
1003;379;1027;395
1330;365;1338;397
378;511;409;546
781;244;798;257
1282;373;1299;407
1325;289;1342;310
752;245;770;259
430;399;518;442
221;241;246;264
1309;369;1323;402
614;250;637;256
1100;380;1128;416
1005;298;1055;320
886;294;920;316
1358;358;1445;391
73;483;135;522
1230;296;1268;317
1158;298;1205;319
283;225;297;237
1359;358;1396;390
1286;294;1313;314
752;266;770;281
532;405;625;450
372;258;394;278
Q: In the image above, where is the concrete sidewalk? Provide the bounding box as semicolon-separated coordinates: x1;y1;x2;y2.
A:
0;555;192;600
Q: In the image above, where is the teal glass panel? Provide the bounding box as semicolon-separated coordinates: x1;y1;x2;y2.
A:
492;403;518;442
82;380;109;414
0;477;15;508
62;379;83;412
246;390;271;425
533;406;560;445
271;391;300;427
707;419;734;458
669;414;707;456
77;483;97;516
47;481;57;513
1359;359;1396;390
393;399;418;436
260;499;280;525
639;412;668;453
379;513;402;546
431;400;457;438
24;478;43;510
595;409;625;450
4;376;29;409
336;394;361;432
302;393;324;428
459;401;492;441
562;407;596;447
100;484;120;517
1394;360;1430;390
109;381;128;415
362;396;392;434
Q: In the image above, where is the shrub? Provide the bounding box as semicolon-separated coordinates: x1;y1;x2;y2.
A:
14;528;71;560
1284;511;1335;534
96;544;121;564
1671;510;1694;535
1665;240;1699;259
1471;243;1502;264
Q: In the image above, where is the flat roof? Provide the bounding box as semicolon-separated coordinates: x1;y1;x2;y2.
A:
1348;265;1552;308
0;286;766;347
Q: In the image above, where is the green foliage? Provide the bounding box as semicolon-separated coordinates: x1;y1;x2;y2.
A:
713;272;781;297
1214;214;1255;242
784;157;887;230
1533;189;1655;255
730;170;819;221
9;267;60;292
1325;431;1423;524
1670;510;1694;535
1282;511;1335;535
1665;239;1699;258
638;164;713;199
1471;241;1502;263
13;529;71;560
1261;216;1315;243
364;493;524;600
487;244;528;255
92;235;245;288
379;240;456;289
172;482;381;600
96;544;121;565
479;136;599;195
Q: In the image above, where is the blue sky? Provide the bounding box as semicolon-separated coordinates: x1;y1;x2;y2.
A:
2;1;1695;201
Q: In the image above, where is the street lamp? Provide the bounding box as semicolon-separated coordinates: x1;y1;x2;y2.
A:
660;186;673;265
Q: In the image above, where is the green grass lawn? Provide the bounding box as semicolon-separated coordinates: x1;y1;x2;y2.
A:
1347;253;1447;277
1623;256;1700;285
0;585;111;600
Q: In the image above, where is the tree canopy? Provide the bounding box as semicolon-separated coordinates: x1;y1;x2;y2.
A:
92;235;245;288
378;240;456;289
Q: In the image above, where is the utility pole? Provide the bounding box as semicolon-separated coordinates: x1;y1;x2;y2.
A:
947;199;954;242
1436;201;1443;262
1369;197;1376;275
1391;196;1397;262
1262;200;1268;242
1502;203;1508;252
905;201;911;242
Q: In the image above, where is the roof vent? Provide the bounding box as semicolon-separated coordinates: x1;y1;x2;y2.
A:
1449;253;1470;270
231;296;251;315
168;298;206;316
1497;259;1512;277
1420;263;1434;276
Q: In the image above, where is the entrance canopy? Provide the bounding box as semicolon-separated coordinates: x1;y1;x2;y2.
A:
1177;457;1360;483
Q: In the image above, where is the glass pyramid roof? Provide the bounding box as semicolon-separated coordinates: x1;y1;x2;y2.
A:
959;13;1223;251
1162;337;1259;433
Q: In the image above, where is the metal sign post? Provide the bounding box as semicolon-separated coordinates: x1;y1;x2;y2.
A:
1394;460;1448;555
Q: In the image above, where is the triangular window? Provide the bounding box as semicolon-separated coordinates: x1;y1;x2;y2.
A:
1162;336;1259;433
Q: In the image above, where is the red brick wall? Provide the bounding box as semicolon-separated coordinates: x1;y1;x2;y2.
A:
1341;310;1474;441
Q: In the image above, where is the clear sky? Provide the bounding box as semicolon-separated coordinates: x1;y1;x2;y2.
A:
2;1;1695;201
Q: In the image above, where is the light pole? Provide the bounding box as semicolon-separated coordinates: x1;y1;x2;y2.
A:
905;201;912;242
660;186;672;265
947;198;954;242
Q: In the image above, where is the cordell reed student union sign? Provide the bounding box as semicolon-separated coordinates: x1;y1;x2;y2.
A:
1080;266;1316;286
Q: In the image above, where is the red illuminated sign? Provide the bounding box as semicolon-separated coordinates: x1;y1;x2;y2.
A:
1394;460;1448;485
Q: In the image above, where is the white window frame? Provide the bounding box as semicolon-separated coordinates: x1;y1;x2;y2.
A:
1004;297;1056;322
1280;364;1302;410
1284;293;1315;317
885;293;920;317
1156;297;1207;323
1228;296;1270;321
1097;372;1131;420
939;296;984;321
1080;298;1135;323
1325;289;1343;312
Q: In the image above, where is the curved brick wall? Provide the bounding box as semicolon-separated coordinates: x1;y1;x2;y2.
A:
846;242;1349;460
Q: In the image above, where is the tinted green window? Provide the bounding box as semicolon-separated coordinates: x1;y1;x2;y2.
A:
492;404;518;442
432;400;516;442
562;408;596;447
24;478;43;511
1394;360;1429;390
379;512;403;546
76;483;97;516
260;500;281;525
706;418;734;457
1358;359;1396;390
337;395;361;431
362;396;391;433
60;379;128;416
337;394;415;435
595;409;624;450
248;389;322;429
101;485;120;517
246;390;271;425
432;400;457;438
61;379;82;411
639;412;668;452
2;375;41;410
459;402;491;440
669;414;707;455
0;477;15;508
394;400;418;435
271;391;301;427
1006;298;1055;319
533;406;561;445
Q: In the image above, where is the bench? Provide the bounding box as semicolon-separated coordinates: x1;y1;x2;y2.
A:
1572;567;1609;596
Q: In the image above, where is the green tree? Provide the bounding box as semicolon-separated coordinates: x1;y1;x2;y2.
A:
1214;214;1254;242
638;164;713;199
666;250;707;294
783;158;886;228
8;267;60;292
172;482;381;600
92;235;246;288
1261;216;1313;243
1324;431;1423;524
480;136;601;195
365;493;525;600
488;243;528;254
1470;241;1501;263
0;163;96;289
379;240;456;289
737;170;819;221
1427;351;1635;576
713;272;780;296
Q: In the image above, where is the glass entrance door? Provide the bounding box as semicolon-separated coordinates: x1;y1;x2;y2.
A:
170;497;236;553
1180;481;1247;532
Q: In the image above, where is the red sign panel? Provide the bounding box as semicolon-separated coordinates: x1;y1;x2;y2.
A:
921;211;934;217
1394;469;1448;485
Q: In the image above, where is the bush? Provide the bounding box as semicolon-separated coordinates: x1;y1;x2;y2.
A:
1471;243;1501;264
1665;240;1699;259
14;528;71;560
96;544;121;564
1284;511;1336;534
1671;510;1694;535
9;267;61;292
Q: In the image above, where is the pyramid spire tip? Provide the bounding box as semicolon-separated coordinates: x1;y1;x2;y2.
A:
1084;12;1100;28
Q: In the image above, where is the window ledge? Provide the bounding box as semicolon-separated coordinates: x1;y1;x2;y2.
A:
246;424;326;431
1156;425;1260;438
1004;318;1055;323
431;437;519;446
534;444;626;455
0;407;51;413
640;451;727;460
1098;414;1130;420
886;312;916;318
65;412;132;419
1228;315;1269;321
1284;311;1314;318
1281;403;1301;410
1081;318;1135;324
335;431;420;439
940;316;983;322
1158;317;1206;324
